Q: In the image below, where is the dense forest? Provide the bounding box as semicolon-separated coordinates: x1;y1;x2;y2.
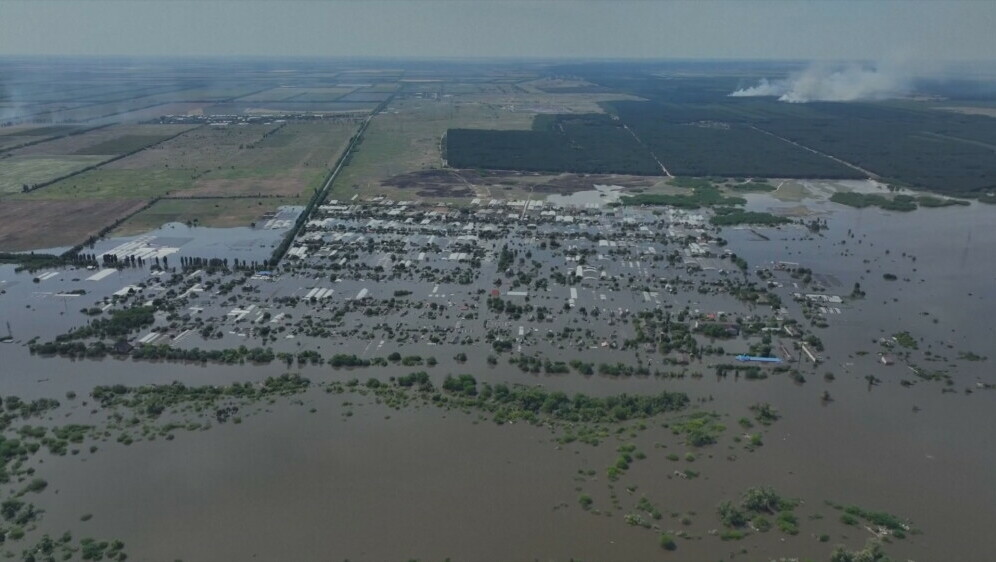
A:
446;114;660;175
447;67;996;195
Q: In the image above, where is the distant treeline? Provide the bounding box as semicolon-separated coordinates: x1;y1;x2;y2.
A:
447;69;996;195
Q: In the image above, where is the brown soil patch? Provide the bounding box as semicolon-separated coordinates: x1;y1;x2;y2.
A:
0;198;148;251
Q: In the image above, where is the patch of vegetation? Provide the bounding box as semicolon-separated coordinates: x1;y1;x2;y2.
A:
55;306;155;341
718;487;799;536
749;402;780;425
830;192;917;212
710;207;792;226
90;374;311;416
0;252;70;272
667;411;725;447
915;195;970;207
621;184;746;209
830;539;892;562
609;102;864;178
893;331;918;349
826;501;912;533
578;494;593;510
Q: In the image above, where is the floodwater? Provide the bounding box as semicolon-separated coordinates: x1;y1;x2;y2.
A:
546;184;626;207
31;213;299;264
2;197;996;560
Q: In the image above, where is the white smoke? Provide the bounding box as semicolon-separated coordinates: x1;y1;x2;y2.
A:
730;62;913;103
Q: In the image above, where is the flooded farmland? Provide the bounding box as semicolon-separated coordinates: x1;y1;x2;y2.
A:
1;187;994;561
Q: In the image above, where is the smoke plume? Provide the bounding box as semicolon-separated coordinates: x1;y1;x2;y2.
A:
730;62;913;103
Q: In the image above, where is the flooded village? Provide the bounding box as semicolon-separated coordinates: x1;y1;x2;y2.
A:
4;3;996;558
1;180;995;561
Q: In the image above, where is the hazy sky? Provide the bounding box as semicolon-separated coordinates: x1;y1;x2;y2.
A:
1;0;994;61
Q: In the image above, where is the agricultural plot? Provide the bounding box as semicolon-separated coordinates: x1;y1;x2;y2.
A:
364;82;402;93
152;86;263;102
175;121;357;197
112;197;303;236
30;121;357;200
236;87;357;103
202;102;376;115
0;125;82;151
11;124;194;157
17;169;197;200
337;91;393;103
26;92;192;123
0;125;195;195
0;155;108;195
0;198;147;251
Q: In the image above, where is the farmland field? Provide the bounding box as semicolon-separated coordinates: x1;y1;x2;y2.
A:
112;197;303;235
10;124;194;157
237;87;357;102
0;155;108;194
0;198;147;251
23;121;358;200
0;125;83;151
14;169;196;200
203;102;376;115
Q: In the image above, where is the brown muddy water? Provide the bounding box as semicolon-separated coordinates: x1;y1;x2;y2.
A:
2;199;995;561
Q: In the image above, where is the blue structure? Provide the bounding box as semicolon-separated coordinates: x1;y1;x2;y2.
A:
735;354;782;363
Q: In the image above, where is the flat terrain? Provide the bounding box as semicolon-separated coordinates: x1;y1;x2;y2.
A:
9;124;194;158
328;98;535;200
176;121;356;197
236;86;357;102
0;125;82;152
0;155;107;194
16;121;357;201
111;196;303;236
0;198;146;250
0;124;196;196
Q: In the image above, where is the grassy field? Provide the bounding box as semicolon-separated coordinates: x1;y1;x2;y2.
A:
0;125;82;151
15;169;197;200
74;134;181;155
24;121;358;200
177;121;357;197
112;197;304;236
0;155;109;195
13;124;194;157
0;198;147;251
